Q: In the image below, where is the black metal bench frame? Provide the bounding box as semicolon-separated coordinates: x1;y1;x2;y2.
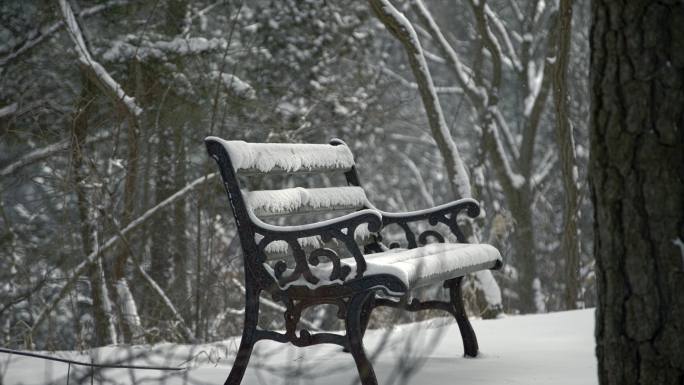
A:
206;138;501;385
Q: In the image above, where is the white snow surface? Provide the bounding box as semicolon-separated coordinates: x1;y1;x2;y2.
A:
207;137;355;173
1;309;597;385
102;37;227;62
209;72;256;100
275;243;502;293
347;243;500;290
245;186;367;217
474;269;503;305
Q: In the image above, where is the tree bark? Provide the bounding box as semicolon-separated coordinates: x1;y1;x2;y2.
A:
71;75;116;346
591;1;684;384
552;0;581;310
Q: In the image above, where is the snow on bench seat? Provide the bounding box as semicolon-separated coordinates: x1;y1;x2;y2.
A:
362;243;502;290
276;243;502;293
207;137;355;174
245;186;368;217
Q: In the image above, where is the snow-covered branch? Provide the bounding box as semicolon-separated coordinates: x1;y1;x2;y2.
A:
411;0;484;103
209;72;256;100
0;0;129;67
58;0;142;117
412;0;524;192
401;154;435;207
492;108;520;161
484;5;522;72
532;150;557;187
369;0;472;199
388;133;436;146
118;227;196;343
102;37;228;63
468;0;505;92
380;66;462;94
0;131;110;178
0;103;18;118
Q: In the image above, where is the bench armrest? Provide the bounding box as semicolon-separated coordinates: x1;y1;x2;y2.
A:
248;208;382;235
248;209;383;285
376;198;480;246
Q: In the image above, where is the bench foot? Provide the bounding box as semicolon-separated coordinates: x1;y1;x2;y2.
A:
224;281;260;385
346;292;379;385
447;277;479;357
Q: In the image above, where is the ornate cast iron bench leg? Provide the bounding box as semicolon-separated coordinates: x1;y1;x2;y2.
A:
225;275;260;385
446;277;479;357
344;295;375;353
346;291;379;385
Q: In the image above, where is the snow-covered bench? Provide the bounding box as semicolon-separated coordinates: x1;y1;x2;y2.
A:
205;137;502;385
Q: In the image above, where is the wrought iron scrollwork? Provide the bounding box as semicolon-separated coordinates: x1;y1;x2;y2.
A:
418;230;445;245
255;212;381;288
379;199;480;250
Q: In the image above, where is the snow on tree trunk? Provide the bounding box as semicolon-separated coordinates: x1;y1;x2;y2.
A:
115;279;143;343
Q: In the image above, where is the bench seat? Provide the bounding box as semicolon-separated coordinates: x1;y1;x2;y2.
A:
281;243;502;293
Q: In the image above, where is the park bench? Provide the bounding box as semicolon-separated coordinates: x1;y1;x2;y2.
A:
205;137;503;385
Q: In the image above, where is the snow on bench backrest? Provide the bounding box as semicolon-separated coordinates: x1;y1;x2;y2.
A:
207;137;355;174
244;186;368;217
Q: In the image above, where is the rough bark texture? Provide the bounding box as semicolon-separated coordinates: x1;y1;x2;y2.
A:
553;0;581;310
591;1;684;384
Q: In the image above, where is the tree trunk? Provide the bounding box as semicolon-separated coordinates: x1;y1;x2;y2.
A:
591;1;684;384
508;186;537;313
553;0;581;310
172;125;190;322
71;75;116;346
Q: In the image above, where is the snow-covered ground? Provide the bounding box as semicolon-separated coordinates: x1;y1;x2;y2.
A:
1;309;597;385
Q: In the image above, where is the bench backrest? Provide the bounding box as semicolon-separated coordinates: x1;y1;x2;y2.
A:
206;137;369;221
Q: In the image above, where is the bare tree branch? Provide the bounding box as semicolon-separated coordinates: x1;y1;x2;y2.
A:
28;173;217;342
58;0;143;116
484;4;523;72
0;0;129;67
412;0;484;103
400;154;435;207
0;131;110;178
379;65;462;94
369;0;472;199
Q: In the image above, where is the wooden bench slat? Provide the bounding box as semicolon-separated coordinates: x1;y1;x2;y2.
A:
208;137;355;174
245;186;368;217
